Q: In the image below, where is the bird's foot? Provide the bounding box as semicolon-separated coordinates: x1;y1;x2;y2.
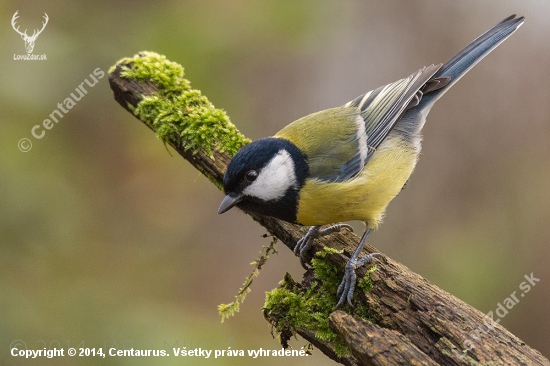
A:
293;224;353;269
336;252;382;307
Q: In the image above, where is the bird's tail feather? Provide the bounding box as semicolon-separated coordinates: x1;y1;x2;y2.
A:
420;14;524;108
395;15;524;139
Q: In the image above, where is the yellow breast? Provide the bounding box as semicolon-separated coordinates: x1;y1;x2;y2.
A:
296;135;419;228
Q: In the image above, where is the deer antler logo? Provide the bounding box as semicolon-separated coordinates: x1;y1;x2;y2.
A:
11;11;49;54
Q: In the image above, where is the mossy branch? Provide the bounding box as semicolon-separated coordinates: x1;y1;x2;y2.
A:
109;52;549;366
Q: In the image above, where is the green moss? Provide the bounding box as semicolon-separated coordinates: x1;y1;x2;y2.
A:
358;265;377;293
263;247;377;358
111;51;250;163
218;236;278;322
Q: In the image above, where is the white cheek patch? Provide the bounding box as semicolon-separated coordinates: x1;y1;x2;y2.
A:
243;149;297;201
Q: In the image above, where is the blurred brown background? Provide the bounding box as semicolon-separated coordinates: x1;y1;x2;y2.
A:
1;1;549;365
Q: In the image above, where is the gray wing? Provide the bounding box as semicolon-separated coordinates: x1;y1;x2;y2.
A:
334;64;442;181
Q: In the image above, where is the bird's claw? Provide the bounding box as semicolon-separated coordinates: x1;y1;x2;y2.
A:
336;252;382;307
318;223;353;236
294;224;353;269
336;262;357;307
294;226;321;269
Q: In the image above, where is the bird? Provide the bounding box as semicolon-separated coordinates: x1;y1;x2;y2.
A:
218;15;524;307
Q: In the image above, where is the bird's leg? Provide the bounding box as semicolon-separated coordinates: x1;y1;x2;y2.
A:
294;224;353;269
336;228;382;307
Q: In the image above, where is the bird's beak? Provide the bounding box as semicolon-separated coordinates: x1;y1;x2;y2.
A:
218;194;243;214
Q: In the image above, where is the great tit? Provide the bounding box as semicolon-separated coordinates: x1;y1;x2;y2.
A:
218;15;524;306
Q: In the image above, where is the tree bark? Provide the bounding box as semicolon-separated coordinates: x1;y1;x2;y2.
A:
108;54;549;366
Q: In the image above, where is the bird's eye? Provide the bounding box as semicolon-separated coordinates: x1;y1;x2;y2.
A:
245;170;258;182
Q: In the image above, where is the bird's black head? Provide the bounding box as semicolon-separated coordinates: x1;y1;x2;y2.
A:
219;137;308;223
